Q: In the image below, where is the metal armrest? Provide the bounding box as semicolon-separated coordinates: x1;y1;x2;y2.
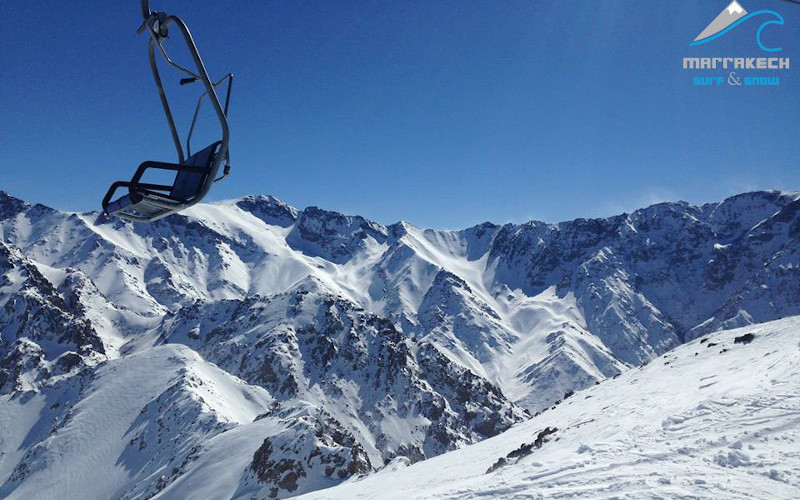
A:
102;179;175;211
103;181;135;210
131;160;210;184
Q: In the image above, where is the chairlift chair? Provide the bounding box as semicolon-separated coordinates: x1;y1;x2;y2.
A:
103;0;232;222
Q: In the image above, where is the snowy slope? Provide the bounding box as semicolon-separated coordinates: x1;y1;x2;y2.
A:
298;316;800;499
0;344;273;500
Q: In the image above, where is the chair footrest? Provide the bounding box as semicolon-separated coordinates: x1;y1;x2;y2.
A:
104;191;187;222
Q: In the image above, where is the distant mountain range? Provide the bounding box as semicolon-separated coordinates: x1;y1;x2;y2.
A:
1;188;798;498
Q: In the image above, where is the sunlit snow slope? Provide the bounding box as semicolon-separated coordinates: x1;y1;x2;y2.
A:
299;317;800;500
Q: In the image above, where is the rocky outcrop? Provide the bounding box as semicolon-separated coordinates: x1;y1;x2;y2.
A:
160;278;525;475
0;241;104;393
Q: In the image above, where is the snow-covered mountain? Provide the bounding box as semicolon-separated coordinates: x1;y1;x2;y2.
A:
1;188;799;498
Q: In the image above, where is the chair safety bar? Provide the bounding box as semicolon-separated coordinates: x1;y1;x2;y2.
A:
102;160;212;212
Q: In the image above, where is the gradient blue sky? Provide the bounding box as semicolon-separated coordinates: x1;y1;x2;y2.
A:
2;1;799;228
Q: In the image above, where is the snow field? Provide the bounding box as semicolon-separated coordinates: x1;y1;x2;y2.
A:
298;317;800;499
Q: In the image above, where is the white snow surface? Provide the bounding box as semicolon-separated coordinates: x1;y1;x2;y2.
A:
298;317;800;499
0;345;273;500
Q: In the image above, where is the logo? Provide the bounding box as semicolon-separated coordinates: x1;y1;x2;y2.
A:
690;0;784;52
683;1;791;87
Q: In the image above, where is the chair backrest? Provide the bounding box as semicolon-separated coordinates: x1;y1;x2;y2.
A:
170;142;221;201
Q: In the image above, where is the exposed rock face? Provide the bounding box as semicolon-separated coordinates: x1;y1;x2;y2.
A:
287;206;388;263
160;278;525;478
0;241;104;394
487;191;800;352
247;410;372;498
0;191;28;221
236;195;299;228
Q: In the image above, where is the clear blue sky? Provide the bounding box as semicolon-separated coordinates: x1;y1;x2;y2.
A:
2;1;799;228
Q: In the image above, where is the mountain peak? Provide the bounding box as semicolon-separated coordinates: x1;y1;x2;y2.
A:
287;206;388;263
0;191;30;220
235;194;299;227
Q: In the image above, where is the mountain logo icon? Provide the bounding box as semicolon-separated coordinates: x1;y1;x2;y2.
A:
690;1;784;52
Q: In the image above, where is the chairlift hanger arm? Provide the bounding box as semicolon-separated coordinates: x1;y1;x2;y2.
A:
141;0;151;19
188;73;233;180
143;21;203;82
147;40;185;163
138;0;230;168
187;73;233;157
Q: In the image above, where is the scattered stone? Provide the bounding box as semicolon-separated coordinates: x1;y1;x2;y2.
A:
485;427;558;474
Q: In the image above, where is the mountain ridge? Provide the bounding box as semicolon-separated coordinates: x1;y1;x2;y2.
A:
2;188;797;231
